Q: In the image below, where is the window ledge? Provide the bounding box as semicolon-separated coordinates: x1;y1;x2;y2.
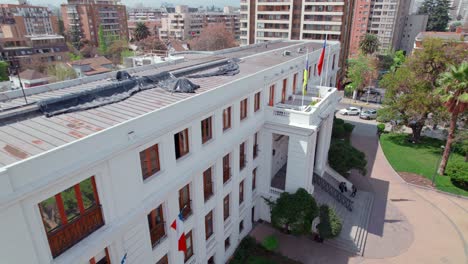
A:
143;169;164;184
176;152;192;163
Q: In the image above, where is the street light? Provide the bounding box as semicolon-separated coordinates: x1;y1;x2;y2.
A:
431;145;445;186
8;60;28;104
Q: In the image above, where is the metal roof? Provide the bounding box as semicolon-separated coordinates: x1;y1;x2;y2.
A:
0;41;324;167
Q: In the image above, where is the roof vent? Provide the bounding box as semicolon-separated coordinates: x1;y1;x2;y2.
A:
283;50;291;56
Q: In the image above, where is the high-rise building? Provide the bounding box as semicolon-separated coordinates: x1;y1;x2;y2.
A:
349;0;411;56
239;0;354;88
61;0;128;46
159;5;240;41
0;3;67;70
127;8;163;40
0;40;342;264
399;14;428;54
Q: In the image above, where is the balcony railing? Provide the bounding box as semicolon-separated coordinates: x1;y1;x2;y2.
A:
47;205;104;258
150;223;166;248
313;174;353;211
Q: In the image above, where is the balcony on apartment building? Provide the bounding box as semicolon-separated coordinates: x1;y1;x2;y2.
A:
266;86;338;128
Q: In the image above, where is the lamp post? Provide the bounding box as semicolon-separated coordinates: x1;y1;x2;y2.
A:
8;59;28;104
431;145;445;186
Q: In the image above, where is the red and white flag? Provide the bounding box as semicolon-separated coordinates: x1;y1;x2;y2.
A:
317;38;327;76
171;213;187;252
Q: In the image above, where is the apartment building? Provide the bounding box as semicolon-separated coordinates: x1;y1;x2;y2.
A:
399;14;428;54
0;40;340;264
240;0;354;88
349;0;410;56
61;0;128;46
159;5;240;41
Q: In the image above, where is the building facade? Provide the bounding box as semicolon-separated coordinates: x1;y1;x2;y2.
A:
240;0;354;88
61;0;128;46
0;41;340;264
349;0;411;56
399;14;428;54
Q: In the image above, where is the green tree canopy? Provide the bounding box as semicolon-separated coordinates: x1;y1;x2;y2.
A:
359;34;380;55
418;0;451;31
47;63;77;82
133;22;151;41
98;25;108;55
266;188;318;235
0;61;9;81
346;53;378;93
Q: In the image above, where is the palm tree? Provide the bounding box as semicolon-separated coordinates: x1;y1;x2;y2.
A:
359;34;380;55
133;22;151;41
435;62;468;175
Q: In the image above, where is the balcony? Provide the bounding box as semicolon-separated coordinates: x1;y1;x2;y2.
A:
266;86;338;128
47;205;104;258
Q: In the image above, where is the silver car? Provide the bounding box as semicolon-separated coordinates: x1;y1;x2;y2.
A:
360;109;377;120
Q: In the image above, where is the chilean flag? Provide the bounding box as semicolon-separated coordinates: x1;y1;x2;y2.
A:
171;213;187;252
317;38;327;76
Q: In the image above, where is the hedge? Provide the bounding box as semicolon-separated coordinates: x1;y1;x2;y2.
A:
317;204;342;240
447;161;468;190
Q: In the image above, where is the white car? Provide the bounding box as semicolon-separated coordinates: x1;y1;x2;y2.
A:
339;107;361;116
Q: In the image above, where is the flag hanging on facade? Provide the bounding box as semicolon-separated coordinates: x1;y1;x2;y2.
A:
317;38;327;76
302;50;309;95
171;213;187;252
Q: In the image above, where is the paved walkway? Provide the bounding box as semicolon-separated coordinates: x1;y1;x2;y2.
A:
251;115;468;264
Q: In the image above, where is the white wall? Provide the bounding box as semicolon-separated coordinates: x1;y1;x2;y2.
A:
270;134;289;178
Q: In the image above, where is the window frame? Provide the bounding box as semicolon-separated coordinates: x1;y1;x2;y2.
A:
175;128;190;159
240;98;248;121
147;204;166;247
252;168;257;191
254;91;261;112
223;194;230;220
184;230;194;261
239;142;246;171
223;154;231;184
253;132;258;159
292;73;297;94
201;116;213;144
268;85;275;106
239;180;244;204
179;184;192;219
222;106;232;131
139;143;161;181
281;78;287;103
205;211;214;240
203;167;214;202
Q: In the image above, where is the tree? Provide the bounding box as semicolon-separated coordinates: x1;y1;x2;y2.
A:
108;40;129;66
265;188;318;235
434;62;468;175
47;63;77;82
0;61;9;81
346;54;378;99
189;23;237;51
133;22;151;41
328;139;367;176
418;0;451;31
390;50;406;72
98;25;108;55
359;34;380;55
379;38;468;142
136;36;167;52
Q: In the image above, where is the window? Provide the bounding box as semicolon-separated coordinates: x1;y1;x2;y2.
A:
314;63;317;76
252;168;257;190
239;180;244;204
239;220;244;233
239;142;246;170
223;194;230;220
254;92;261;112
201;117;213;144
225;236;231;251
332;54;336;70
205;211;214;240
139;144;160;180
156;255;169;264
203;167;214;202
147;205;166;247
207;256;215;264
240;98;248;120
253;132;258;159
292;73;297;94
223;107;231;131
175;128;189;159
223;154;231;184
268;85;275;106
89;248;111;264
281;79;287;103
184;230;194;261
38;176;103;258
179;184;191;219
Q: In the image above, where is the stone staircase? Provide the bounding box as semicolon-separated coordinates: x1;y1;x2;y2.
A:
313;173;374;256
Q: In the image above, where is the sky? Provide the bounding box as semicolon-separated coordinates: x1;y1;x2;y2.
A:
0;0;240;8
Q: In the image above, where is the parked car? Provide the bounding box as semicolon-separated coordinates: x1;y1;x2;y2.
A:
339;107;360;115
360;109;377;120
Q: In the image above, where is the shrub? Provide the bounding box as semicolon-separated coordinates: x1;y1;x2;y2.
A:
447;161;468;190
268;188;318;235
328;139;367;176
334;117;345;126
317;205;342;240
377;123;385;134
332;125;345;139
343;123;355;138
261;235;279;251
231;236;256;264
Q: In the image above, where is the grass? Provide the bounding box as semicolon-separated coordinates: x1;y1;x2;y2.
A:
380;133;468;196
230;236;301;264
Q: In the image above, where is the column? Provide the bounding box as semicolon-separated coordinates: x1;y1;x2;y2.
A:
284;132;317;193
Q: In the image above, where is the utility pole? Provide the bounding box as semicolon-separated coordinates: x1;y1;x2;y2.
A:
9;59;28;104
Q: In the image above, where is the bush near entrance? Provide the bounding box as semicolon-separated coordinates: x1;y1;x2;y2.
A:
265;188;318;235
262;235;279;251
317;204;342;240
230;236;301;264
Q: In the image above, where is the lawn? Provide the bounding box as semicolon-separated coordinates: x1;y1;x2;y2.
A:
380;133;468;196
230;236;301;264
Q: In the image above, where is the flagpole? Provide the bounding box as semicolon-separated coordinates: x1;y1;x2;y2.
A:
324;40;331;87
301;48;308;108
319;34;327;87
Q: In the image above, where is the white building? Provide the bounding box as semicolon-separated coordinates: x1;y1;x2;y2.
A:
0;40;340;264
